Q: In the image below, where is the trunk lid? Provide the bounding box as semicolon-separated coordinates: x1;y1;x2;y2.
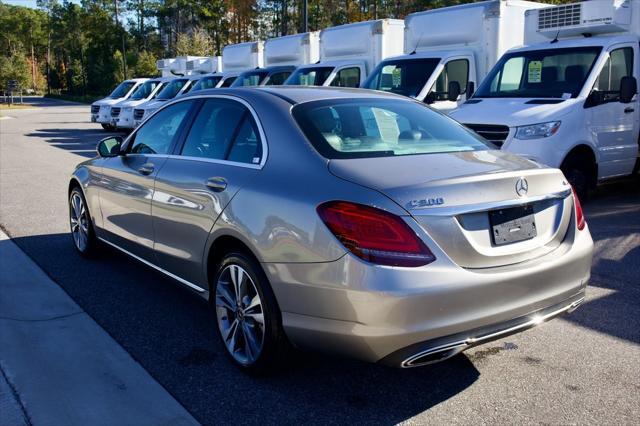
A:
329;150;573;268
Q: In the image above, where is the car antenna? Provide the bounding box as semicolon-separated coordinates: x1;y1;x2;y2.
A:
550;30;560;44
410;31;425;55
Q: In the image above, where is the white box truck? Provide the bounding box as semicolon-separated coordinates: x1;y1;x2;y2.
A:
111;77;173;130
285;19;404;87
186;56;222;75
90;78;147;130
132;75;200;127
363;0;546;111
228;32;320;87
450;0;640;199
219;42;264;87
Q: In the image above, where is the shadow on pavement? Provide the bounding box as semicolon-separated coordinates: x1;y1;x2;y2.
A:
8;232;479;424
25;128;123;158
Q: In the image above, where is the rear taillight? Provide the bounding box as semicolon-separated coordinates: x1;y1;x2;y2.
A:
571;187;586;231
317;201;435;267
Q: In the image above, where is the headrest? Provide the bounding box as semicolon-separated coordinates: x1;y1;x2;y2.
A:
542;67;557;83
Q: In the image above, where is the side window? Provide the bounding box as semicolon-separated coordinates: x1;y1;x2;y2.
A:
227;116;263;164
330;67;361;88
433;59;469;101
265;71;292;86
180;99;246;160
491;57;524;92
594;47;634;102
129;101;193;155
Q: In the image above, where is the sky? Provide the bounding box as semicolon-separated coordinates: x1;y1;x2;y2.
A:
3;0;81;8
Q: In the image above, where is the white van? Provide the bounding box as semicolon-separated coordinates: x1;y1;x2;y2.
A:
363;1;545;111
219;42;264;87
132;75;201;127
111;77;171;130
285;19;404;87
90;78;147;130
450;0;639;198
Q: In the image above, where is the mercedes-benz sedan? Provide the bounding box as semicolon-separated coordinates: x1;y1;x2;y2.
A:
69;87;593;373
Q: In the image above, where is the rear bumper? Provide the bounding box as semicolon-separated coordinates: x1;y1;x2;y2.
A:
264;223;593;365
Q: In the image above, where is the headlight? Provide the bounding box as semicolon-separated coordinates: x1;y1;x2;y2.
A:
145;109;157;116
515;121;561;140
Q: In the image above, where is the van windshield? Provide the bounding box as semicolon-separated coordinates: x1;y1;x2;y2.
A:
192;76;222;91
293;99;491;159
232;71;269;87
286;67;334;86
109;81;136;99
475;46;602;99
130;81;159;100
364;58;440;97
156;79;187;100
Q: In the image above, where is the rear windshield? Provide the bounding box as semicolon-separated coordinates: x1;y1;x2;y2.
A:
293;99;491;159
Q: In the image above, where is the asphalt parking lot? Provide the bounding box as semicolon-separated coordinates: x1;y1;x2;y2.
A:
1;97;638;425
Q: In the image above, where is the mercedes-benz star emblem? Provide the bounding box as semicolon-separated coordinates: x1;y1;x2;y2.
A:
515;177;529;197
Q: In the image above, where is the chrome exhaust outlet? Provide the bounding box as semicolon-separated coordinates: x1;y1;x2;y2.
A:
401;342;467;368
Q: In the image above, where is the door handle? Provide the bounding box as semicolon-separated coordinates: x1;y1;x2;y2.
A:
624;107;635;113
137;163;154;175
206;177;227;192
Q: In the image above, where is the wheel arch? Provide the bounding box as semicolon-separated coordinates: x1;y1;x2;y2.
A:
205;232;263;294
561;144;598;186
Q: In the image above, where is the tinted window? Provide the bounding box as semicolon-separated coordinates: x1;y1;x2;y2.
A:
594;47;634;102
181;80;199;94
430;59;469;101
476;47;602;98
180;99;246;160
330;67;361;88
286;67;334;86
227;116;262;164
130;101;193;155
221;77;237;87
293;99;490;159
265;71;292;86
109;81;136;99
364;58;440;97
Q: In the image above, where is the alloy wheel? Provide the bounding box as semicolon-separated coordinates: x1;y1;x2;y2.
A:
215;264;265;365
70;192;89;252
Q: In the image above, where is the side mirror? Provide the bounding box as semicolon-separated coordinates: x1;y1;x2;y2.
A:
620;76;637;103
447;81;461;102
97;136;123;158
466;81;475;99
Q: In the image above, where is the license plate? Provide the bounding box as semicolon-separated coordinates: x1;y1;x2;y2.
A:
490;205;537;246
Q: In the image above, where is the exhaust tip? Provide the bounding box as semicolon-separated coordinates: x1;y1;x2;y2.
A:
401;343;467;368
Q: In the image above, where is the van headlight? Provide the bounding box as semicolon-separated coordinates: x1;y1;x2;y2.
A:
515;121;561;140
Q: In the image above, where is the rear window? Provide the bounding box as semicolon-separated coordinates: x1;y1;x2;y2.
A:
292;99;491;159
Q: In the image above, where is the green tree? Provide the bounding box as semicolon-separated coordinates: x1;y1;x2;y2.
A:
175;28;214;56
134;50;159;76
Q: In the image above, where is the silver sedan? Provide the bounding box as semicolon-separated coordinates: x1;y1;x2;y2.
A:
68;87;593;373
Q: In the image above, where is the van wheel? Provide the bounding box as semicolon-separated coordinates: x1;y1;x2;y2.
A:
101;123;113;131
562;166;590;202
211;252;288;374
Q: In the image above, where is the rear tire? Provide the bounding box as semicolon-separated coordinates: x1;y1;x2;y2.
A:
69;187;99;257
211;252;288;374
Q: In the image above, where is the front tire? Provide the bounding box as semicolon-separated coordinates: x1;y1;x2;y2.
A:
69;187;99;257
101;123;114;131
212;252;287;374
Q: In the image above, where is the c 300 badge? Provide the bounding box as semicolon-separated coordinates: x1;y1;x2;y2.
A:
408;197;445;209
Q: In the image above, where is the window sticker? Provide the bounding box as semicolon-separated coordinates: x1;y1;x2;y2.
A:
528;61;542;83
392;68;401;87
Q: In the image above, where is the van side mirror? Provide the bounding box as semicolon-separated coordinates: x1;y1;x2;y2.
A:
466;81;475;99
620;76;637;103
97;136;123;158
447;81;461;102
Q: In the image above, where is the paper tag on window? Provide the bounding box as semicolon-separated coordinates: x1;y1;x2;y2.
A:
528;61;542;83
561;93;571;99
253;157;260;164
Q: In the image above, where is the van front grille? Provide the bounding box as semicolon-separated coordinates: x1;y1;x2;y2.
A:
133;109;145;120
538;3;581;30
110;107;121;117
464;124;510;148
91;105;100;114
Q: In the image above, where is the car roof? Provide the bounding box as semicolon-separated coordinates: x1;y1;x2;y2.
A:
182;86;407;105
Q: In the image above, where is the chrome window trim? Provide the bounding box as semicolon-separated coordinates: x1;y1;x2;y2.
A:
122;94;269;169
98;237;206;293
165;154;263;170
